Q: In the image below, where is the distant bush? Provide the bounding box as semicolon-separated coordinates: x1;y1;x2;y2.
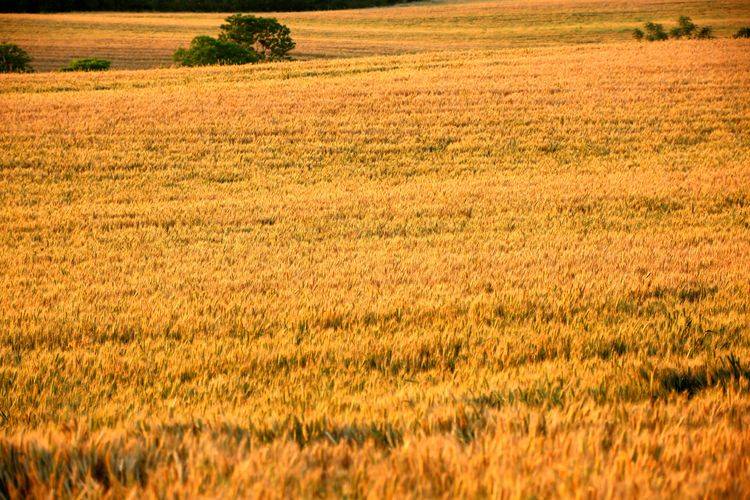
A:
733;27;750;39
694;26;713;39
670;17;713;39
174;14;294;67
0;42;33;73
220;14;295;61
643;22;668;41
61;57;111;71
635;16;713;41
668;15;696;39
173;36;260;67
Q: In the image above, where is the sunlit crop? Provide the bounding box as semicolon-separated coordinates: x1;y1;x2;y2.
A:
1;2;750;496
1;0;750;70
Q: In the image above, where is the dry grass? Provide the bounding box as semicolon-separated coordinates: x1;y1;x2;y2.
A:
1;3;750;496
1;0;749;70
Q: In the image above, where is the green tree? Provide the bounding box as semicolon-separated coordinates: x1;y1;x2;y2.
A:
644;22;668;41
669;16;696;38
61;57;111;71
0;42;33;73
694;26;713;39
173;35;260;67
219;14;295;61
735;27;750;38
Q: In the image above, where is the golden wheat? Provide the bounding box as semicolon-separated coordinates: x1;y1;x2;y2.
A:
1;0;749;70
1;10;750;497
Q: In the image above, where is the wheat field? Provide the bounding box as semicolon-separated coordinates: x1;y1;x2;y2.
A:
2;0;750;70
2;0;750;497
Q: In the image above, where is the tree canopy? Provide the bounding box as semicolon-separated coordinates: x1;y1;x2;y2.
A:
173;14;294;67
220;14;295;61
0;43;33;73
173;35;261;67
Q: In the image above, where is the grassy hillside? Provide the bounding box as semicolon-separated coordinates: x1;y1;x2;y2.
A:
1;0;749;70
1;37;750;495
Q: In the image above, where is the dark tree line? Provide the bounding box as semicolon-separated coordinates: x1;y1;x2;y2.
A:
2;0;414;12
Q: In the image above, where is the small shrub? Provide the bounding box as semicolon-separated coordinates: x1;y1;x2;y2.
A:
735;27;750;38
637;17;714;42
669;15;697;38
0;42;32;73
173;35;260;67
644;22;668;41
695;26;714;39
61;57;111;72
219;14;295;61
